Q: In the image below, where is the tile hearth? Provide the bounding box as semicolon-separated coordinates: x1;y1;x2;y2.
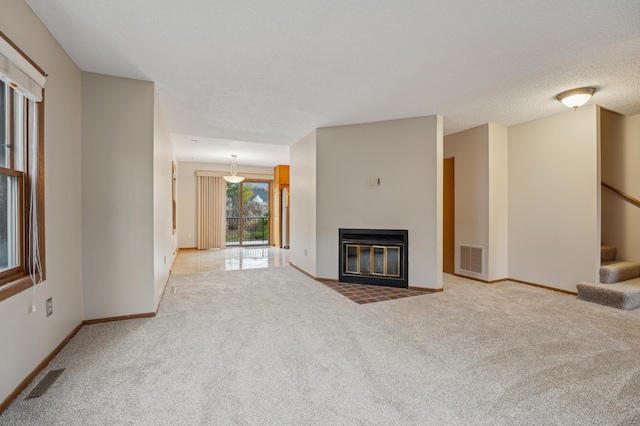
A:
317;280;429;305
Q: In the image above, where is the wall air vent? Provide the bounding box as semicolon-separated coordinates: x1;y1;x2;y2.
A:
460;245;483;274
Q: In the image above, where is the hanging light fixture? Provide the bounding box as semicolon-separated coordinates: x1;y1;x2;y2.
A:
223;154;245;183
556;87;596;110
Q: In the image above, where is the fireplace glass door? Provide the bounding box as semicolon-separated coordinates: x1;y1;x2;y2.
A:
345;244;401;278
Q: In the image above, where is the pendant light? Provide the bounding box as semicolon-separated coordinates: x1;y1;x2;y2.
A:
223;155;245;183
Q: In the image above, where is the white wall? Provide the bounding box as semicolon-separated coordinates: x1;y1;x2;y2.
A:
0;0;84;405
82;72;155;319
289;130;317;276
444;125;490;280
488;123;509;281
177;161;274;248
315;117;443;289
601;110;640;262
508;105;600;292
153;94;177;309
443;123;509;282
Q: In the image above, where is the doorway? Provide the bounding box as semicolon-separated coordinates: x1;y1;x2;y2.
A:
226;181;271;246
443;158;455;273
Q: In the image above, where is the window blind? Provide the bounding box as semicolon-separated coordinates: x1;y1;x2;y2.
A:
0;36;46;102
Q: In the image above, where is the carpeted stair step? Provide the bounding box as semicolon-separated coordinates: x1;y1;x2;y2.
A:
601;245;617;262
577;278;640;310
600;261;640;284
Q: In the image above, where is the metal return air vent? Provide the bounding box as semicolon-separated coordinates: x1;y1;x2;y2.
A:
25;369;65;399
460;245;483;274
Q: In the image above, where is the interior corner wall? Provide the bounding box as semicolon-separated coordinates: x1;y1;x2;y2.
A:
82;72;155;319
176;162;274;249
601;110;640;262
289;130;317;277
508;105;600;292
444;124;490;281
0;0;84;405
153;93;177;309
487;124;509;281
315;116;443;289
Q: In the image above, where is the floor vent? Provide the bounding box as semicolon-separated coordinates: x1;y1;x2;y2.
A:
25;369;65;399
460;245;483;274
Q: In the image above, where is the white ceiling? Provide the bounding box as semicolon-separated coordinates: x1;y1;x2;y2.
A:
25;0;640;166
172;134;289;167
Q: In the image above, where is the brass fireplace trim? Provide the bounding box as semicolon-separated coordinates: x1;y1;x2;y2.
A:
344;243;402;278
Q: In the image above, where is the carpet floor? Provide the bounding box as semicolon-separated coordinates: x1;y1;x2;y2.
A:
2;267;640;425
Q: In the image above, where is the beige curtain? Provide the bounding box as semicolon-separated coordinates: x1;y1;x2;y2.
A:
197;176;227;249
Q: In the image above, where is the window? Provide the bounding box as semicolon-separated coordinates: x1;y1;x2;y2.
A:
225;181;270;246
0;32;46;302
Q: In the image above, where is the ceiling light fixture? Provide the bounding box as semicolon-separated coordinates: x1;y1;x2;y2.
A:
223;154;245;183
556;87;596;110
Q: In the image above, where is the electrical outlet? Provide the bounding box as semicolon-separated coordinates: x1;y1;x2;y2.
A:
46;298;53;317
164;255;167;265
304;249;307;256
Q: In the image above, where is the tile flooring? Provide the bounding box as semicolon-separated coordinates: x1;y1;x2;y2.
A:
172;247;290;273
317;280;431;305
172;247;429;304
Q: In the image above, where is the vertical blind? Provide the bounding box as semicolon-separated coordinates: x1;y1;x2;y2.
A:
197;176;227;250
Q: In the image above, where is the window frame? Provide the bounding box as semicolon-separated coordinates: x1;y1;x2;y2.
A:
0;166;25;279
0;32;46;302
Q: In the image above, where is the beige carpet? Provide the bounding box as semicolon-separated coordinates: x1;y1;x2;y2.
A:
2;267;640;425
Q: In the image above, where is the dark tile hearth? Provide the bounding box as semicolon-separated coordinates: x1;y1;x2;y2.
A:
318;280;429;304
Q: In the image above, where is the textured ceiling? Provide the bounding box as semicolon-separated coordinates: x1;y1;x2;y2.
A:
172;134;289;167
24;0;640;164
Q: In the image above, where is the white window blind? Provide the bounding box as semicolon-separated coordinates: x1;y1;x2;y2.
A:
0;36;46;102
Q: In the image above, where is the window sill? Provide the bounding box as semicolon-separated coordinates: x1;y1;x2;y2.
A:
0;274;35;302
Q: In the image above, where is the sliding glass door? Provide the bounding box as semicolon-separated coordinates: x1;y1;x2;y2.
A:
226;181;270;246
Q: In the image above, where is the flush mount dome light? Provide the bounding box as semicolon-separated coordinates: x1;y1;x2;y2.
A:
223;154;245;183
556;87;596;110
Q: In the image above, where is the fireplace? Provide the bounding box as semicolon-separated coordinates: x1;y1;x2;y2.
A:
339;228;408;288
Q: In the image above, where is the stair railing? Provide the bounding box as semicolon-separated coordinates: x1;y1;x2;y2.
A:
602;182;640;208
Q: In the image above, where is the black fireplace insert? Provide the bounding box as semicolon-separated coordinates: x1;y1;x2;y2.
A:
339;228;408;288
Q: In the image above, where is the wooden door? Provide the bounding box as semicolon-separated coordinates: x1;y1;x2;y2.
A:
272;165;290;248
443;158;455;274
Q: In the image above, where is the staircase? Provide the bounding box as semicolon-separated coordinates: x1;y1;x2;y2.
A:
577;246;640;310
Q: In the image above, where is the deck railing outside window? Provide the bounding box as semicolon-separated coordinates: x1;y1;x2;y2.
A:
226;217;268;245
